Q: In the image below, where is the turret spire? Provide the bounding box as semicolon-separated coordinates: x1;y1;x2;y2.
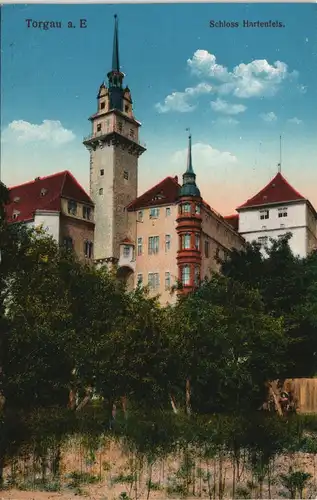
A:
112;14;120;72
186;130;194;174
179;130;201;198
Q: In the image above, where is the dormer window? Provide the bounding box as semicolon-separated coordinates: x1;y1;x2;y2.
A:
12;211;20;220
195;204;201;214
260;210;269;220
278;207;288;218
68;200;77;216
40;188;48;197
13;196;20;203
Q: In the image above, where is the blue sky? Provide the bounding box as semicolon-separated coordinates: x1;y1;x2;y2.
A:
1;3;317;215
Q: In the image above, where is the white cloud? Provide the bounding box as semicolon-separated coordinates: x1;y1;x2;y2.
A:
157;50;298;113
155;82;213;113
260;112;277;122
210;98;246;115
188;50;230;82
171;142;238;171
214;117;239;126
288;117;303;125
3;119;75;145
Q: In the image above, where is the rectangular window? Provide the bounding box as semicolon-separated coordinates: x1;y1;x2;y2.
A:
278;207;288;218
165;272;171;290
182;203;191;214
130;128;135;138
84;240;93;258
148;272;160;290
182;234;191;249
165;234;171;252
100;169;104;176
182;265;191;286
100;102;105;110
83;206;91;220
123;170;129;180
195;204;201;214
194;266;200;286
148;236;159;255
166;207;171;217
137;237;143;256
258;236;268;246
99;188;103;195
97;124;102;132
149;207;160;219
117;122;123;133
125;105;129;113
260;210;269;220
195;233;200;250
67;200;77;216
64;236;73;251
137;273;143;285
138;210;144;222
123;246;130;258
205;240;210;258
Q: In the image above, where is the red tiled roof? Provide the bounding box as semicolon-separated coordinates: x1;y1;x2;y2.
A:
127;176;180;211
237;172;305;210
6;170;93;224
224;213;239;231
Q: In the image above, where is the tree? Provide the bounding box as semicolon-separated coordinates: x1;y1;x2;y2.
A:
167;274;287;415
220;235;317;377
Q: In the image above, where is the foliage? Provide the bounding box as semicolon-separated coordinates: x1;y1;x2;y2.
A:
168;274;287;414
220;235;317;377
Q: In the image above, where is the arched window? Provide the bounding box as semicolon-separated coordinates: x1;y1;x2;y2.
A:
182;233;191;249
182;265;191;286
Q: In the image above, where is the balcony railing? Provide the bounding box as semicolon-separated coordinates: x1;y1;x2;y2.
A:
83;127;146;149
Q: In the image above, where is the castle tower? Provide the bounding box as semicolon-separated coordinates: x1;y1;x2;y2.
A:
176;133;203;295
83;15;146;266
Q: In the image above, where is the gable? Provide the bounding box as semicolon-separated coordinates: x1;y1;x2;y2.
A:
127;176;180;211
237;173;305;210
6;170;93;224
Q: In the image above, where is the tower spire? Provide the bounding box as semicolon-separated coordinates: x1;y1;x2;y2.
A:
278;134;282;174
106;15;124;109
186;129;194;174
179;129;201;198
112;14;120;72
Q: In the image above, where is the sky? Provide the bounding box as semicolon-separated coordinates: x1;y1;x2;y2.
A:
1;2;317;216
